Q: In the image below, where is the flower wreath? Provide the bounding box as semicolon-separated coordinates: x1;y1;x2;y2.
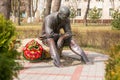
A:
23;40;44;61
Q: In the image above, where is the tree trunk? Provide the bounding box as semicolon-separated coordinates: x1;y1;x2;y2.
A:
30;0;38;22
52;0;61;13
44;0;52;17
0;0;11;20
32;0;38;17
83;0;91;26
11;0;16;22
28;0;31;17
18;0;21;25
27;0;32;23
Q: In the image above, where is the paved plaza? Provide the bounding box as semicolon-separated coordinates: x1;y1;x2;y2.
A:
14;38;108;80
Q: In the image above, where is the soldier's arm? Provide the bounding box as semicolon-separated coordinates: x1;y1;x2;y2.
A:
44;17;53;36
57;19;72;49
61;19;72;39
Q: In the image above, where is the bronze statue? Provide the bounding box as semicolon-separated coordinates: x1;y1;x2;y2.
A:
40;6;92;67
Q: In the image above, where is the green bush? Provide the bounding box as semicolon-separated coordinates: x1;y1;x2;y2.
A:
105;44;120;80
88;7;101;23
0;15;20;80
111;10;120;30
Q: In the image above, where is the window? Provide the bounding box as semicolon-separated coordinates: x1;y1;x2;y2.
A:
77;9;81;16
98;8;102;16
109;8;114;16
96;0;103;1
88;9;92;14
84;0;88;2
77;0;81;1
109;0;114;2
65;0;69;1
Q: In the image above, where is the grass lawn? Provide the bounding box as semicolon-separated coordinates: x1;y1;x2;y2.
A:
16;23;112;31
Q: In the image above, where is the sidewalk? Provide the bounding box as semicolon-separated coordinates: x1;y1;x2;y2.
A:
14;38;108;80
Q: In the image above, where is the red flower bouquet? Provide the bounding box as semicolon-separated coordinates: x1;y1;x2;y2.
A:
23;40;44;61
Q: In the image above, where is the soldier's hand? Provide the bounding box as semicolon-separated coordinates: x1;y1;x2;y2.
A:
57;37;64;49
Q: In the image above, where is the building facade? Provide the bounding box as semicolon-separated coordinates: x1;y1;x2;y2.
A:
61;0;120;19
36;0;120;22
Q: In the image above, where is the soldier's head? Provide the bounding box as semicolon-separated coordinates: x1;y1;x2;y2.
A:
58;6;70;20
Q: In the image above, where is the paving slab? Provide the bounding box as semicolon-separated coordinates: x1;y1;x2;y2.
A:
14;38;108;80
14;50;108;80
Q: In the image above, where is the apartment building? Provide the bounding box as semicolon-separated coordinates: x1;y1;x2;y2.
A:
62;0;120;20
36;0;120;23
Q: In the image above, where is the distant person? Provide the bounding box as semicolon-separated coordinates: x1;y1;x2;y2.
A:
40;6;92;67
